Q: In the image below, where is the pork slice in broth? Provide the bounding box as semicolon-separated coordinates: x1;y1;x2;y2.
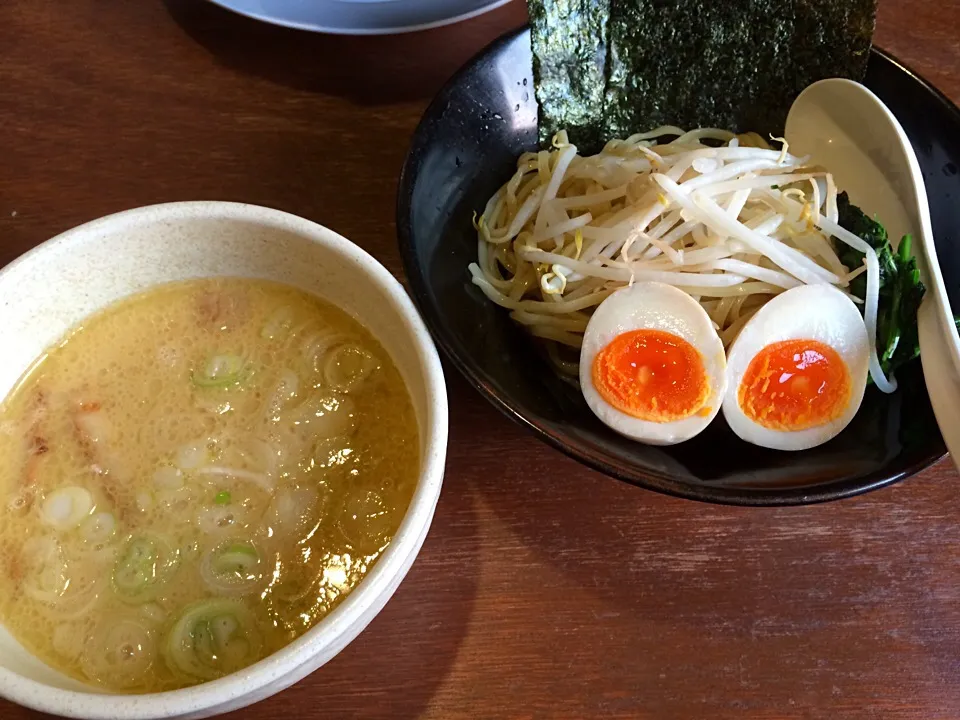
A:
72;398;135;518
7;387;50;515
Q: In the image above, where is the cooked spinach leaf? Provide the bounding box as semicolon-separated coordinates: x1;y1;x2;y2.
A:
836;192;926;381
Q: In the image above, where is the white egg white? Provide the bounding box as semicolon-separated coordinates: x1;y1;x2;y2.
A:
722;284;870;451
579;282;728;445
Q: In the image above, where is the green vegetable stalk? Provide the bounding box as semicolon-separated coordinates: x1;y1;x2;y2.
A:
836;192;926;382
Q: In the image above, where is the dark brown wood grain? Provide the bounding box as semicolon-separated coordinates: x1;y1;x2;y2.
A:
2;1;960;718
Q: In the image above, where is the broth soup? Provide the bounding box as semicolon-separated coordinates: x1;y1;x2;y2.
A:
0;278;419;693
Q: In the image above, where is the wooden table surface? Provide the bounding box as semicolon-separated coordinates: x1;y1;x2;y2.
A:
3;1;960;718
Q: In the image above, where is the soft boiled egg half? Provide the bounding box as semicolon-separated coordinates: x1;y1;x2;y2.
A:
722;284;870;451
580;282;727;445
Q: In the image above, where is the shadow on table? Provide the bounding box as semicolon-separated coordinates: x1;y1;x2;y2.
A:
466;402;939;630
460;382;803;615
162;0;527;106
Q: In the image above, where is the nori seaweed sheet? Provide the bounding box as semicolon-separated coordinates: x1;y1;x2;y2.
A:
529;0;610;151
530;0;877;153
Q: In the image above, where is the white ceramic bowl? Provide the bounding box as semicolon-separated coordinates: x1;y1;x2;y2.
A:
0;202;448;719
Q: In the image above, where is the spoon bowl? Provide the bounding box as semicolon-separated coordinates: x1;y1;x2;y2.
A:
786;78;960;465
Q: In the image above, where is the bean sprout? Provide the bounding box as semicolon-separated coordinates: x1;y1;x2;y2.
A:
469;128;892;390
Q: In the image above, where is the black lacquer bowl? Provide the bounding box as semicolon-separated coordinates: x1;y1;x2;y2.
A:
397;27;957;505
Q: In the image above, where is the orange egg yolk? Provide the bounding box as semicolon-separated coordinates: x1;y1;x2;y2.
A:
738;339;851;431
591;329;710;423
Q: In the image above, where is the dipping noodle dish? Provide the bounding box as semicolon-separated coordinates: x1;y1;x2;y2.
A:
470;128;925;451
0;277;420;693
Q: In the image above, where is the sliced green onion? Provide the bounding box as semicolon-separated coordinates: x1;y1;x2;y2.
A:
22;535;68;603
214;490;231;505
261;306;295;340
41;486;94;532
176;440;212;471
323;344;379;392
80;617;156;688
80;511;117;545
114;538;156;594
136;490;154;513
192;355;246;388
164;599;262;680
113;535;179;603
200;540;262;596
214;543;258;573
264;486;319;539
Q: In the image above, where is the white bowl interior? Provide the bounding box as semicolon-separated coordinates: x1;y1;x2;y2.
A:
0;202;447;718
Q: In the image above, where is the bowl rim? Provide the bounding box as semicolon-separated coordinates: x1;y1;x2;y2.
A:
0;201;449;718
395;25;948;507
206;0;514;36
